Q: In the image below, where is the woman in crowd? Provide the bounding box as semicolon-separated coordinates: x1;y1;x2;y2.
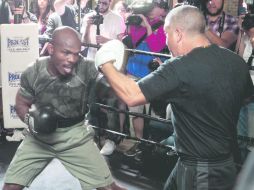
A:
31;0;53;35
122;0;169;157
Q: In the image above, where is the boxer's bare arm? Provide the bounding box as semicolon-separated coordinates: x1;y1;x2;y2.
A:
15;90;33;121
100;62;147;107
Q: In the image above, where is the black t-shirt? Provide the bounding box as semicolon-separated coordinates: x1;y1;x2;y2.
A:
61;6;76;30
138;44;254;160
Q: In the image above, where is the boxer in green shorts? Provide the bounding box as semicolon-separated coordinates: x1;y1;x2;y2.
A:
3;26;126;190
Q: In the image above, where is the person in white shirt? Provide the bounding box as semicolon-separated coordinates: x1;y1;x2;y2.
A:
81;0;125;59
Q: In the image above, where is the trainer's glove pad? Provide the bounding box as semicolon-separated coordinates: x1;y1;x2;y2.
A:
24;105;58;134
95;40;125;71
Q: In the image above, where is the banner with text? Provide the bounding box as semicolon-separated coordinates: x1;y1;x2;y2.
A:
1;24;39;128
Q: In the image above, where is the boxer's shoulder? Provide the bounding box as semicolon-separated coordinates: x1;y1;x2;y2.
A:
26;56;49;69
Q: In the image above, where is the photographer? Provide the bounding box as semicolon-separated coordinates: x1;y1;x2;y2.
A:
236;13;254;163
204;0;239;50
123;0;169;157
124;0;169;78
80;0;125;59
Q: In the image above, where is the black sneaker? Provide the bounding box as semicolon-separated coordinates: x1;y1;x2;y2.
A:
124;142;142;157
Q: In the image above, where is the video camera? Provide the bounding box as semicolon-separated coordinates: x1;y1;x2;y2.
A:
125;15;142;26
91;5;103;25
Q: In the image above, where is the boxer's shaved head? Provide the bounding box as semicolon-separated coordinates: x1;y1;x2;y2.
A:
48;26;82;76
51;26;82;48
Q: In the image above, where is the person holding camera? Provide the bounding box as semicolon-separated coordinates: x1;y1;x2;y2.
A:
204;0;239;50
235;13;254;163
39;0;78;56
30;0;53;35
112;0;131;23
81;0;125;59
123;0;169;157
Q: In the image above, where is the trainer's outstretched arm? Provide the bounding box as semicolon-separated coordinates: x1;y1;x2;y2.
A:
15;90;33;121
100;62;147;107
95;40;147;106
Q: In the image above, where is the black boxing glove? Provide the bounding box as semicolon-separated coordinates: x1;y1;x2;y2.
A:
24;105;58;134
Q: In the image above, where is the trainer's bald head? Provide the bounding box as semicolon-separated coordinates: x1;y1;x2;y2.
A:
163;5;209;57
164;5;206;36
51;26;82;47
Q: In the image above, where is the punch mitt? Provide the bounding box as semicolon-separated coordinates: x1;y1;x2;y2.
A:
95;40;126;73
24;105;58;134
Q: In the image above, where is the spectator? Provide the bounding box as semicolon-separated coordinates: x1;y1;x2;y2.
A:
81;0;125;59
123;0;169;157
8;0;37;23
73;0;91;31
79;0;91;15
30;0;53;55
204;0;239;50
